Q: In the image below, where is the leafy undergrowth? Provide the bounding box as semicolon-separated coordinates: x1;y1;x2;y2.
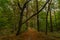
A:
0;27;58;40
48;32;60;40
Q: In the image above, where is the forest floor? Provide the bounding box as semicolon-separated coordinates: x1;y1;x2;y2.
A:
0;27;60;40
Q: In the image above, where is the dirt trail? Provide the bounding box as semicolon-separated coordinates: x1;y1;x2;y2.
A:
17;27;55;40
0;27;55;40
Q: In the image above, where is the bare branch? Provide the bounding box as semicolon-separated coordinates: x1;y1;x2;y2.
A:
17;0;22;10
22;0;50;24
23;0;31;9
17;2;22;10
17;0;31;10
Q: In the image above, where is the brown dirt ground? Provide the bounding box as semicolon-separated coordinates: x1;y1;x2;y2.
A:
0;27;56;40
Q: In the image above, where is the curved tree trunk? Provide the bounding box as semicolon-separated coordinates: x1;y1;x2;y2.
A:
16;0;31;36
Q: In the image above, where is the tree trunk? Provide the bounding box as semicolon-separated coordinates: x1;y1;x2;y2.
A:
46;12;48;35
16;0;31;35
36;0;40;31
54;11;57;30
45;0;51;34
49;0;53;32
26;0;30;30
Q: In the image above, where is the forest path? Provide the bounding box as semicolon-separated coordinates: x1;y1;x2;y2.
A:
17;27;55;40
0;27;56;40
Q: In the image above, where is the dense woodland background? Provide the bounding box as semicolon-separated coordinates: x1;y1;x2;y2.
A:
0;0;60;40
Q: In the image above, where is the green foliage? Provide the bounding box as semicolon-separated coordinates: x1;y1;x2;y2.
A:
0;0;60;35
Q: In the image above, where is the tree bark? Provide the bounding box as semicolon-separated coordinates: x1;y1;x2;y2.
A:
36;0;40;31
26;0;30;30
22;0;50;25
16;0;31;36
49;0;53;32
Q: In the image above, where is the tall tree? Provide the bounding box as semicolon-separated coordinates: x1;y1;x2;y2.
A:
16;0;31;36
26;0;30;30
49;0;53;32
45;2;50;34
54;11;57;30
36;0;40;31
